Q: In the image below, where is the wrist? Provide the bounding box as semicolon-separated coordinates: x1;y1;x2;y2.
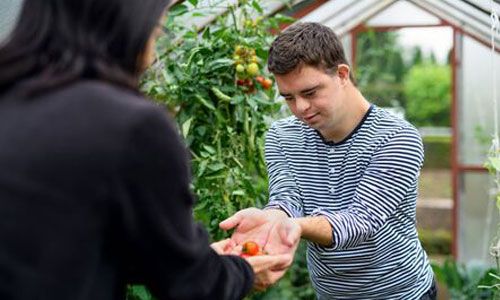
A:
295;218;307;238
263;207;289;219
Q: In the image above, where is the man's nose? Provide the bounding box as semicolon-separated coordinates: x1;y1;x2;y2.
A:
295;97;310;113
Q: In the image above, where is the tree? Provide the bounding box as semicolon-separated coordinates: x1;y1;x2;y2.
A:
404;63;451;126
411;46;424;65
356;30;408;107
429;51;437;64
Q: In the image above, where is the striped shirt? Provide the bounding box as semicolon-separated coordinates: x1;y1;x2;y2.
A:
265;105;434;299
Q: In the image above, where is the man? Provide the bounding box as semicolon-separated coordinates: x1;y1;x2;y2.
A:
221;22;436;299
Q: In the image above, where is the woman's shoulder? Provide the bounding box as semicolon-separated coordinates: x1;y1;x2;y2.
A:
62;80;150;106
53;80;166;120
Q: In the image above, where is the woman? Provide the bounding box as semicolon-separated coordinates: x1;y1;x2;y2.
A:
0;1;292;299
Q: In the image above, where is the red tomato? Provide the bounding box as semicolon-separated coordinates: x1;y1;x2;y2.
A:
262;78;272;90
242;241;259;256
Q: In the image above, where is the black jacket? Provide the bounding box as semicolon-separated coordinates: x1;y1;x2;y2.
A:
0;81;253;300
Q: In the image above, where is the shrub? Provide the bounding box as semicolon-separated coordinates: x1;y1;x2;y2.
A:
432;259;498;299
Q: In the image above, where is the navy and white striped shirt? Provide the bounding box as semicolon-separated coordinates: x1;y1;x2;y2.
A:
265;105;433;299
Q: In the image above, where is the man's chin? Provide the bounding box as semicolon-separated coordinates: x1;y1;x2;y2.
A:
303;119;320;129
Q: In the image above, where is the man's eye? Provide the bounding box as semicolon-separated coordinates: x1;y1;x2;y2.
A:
304;91;316;98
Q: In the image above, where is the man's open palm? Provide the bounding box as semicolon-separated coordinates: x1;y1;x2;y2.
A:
219;208;301;256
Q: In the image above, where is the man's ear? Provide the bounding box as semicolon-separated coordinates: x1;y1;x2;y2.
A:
337;64;350;87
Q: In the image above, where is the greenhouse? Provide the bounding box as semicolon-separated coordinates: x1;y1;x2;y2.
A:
1;0;500;299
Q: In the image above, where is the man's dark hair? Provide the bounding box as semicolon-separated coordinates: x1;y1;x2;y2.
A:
268;22;357;85
0;0;170;96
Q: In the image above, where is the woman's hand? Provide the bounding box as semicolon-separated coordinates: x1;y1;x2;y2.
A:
210;238;237;255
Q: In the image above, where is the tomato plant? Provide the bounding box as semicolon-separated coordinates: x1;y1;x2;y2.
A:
129;1;310;299
142;0;293;241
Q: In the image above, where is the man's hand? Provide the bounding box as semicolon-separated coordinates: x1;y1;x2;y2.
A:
244;254;293;291
220;208;300;250
219;208;301;280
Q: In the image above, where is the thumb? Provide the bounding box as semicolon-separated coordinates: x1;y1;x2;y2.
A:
219;213;242;231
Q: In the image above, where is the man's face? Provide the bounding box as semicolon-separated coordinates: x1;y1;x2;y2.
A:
275;64;347;135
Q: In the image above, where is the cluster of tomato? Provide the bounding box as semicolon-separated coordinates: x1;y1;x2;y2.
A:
233;45;273;93
239;241;268;258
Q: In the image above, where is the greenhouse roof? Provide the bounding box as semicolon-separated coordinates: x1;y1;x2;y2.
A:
172;0;500;50
298;0;500;49
171;0;308;31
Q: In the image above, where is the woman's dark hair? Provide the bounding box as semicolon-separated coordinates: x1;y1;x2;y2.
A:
268;22;357;86
0;0;170;96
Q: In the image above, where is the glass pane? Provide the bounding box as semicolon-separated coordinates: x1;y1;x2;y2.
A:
301;0;372;25
458;172;500;264
460;35;500;166
0;0;23;43
366;0;441;27
342;34;352;66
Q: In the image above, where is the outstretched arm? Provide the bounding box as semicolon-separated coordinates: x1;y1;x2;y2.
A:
120;106;254;300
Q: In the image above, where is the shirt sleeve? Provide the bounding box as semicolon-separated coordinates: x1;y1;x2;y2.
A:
312;126;424;250
263;123;304;218
115;104;253;300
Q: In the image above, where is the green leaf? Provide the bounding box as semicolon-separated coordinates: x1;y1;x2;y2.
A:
169;4;188;16
186;47;203;67
182;117;193;138
252;0;263;14
184;31;197;39
208;162;226;172
496;194;500;211
202;27;210;39
256;48;268;60
272;14;295;24
207;58;234;72
188;0;198;6
230;95;245;105
197;160;208;177
195;95;215;111
211;86;232;102
128;285;152;300
232;190;245;196
489;157;500;172
246;96;258;111
203;145;216;154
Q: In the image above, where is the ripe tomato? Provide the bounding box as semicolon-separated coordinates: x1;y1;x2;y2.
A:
256;76;265;83
242;241;259;256
262;78;272;89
